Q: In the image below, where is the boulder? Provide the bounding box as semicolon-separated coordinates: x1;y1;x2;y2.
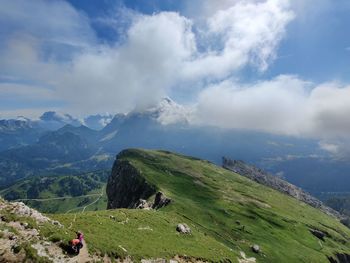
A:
251;244;260;253
152;192;171;209
134;199;152;210
176;223;191;234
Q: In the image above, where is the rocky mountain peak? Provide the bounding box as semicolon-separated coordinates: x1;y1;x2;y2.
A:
145;97;191;125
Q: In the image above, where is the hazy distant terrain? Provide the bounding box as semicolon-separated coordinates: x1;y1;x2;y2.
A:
1;99;349;196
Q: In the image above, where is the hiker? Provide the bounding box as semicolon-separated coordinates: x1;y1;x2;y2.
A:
69;231;83;254
76;231;84;244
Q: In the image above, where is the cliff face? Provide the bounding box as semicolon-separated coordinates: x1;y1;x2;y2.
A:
222;157;343;220
106;152;156;209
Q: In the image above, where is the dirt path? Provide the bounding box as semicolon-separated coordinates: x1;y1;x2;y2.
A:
77;241;90;263
66;189;105;262
82;188;103;213
67;241;92;263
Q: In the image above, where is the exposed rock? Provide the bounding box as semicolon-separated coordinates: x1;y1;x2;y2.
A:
141;259;167;263
134;199;152;210
238;251;256;263
52;220;61;226
0;199;60;226
310;228;329;241
176;223;191;234
251;244;260;253
152;192;171;209
0;198;68;263
222;157;344;220
107;152;172;211
328;253;350;263
107;152;156;209
8;234;17;240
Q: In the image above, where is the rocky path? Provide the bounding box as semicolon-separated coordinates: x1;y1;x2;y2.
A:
67;241;93;263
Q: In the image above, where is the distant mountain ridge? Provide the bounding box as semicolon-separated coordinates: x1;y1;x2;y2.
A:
222;157;345;221
1;98;350;195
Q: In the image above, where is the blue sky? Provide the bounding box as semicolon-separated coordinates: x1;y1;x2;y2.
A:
66;0;350;83
1;0;350;140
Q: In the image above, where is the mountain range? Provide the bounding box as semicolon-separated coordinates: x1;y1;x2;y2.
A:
1;98;349;197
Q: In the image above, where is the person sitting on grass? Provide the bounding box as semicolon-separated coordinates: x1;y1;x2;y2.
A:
69;231;83;254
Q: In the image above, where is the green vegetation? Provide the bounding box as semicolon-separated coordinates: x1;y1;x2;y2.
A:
0;170;109;213
54;209;238;261
49;149;350;262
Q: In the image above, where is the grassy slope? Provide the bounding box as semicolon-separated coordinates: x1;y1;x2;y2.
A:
52;149;350;262
0;170;109;213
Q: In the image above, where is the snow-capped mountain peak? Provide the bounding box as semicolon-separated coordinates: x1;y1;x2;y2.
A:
145;97;191;125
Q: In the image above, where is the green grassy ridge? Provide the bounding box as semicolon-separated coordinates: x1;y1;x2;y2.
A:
52;149;350;262
0;170;109;213
53;209;238;261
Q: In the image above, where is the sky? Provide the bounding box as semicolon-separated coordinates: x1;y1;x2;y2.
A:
1;0;350;141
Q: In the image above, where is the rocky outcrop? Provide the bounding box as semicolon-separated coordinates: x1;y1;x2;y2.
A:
328;254;350;263
152;192;171;209
134;199;153;210
176;224;191;234
309;228;329;241
0;199;60;226
133;192;172;210
107;157;156;209
0;198;67;263
222;157;343;220
107;151;173;210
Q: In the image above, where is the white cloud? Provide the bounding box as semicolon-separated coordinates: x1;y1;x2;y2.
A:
0;0;295;116
193;76;350;138
194;75;308;135
59;12;196;114
4;0;350;142
0;0;95;48
182;0;294;80
307;83;350;137
319;141;339;154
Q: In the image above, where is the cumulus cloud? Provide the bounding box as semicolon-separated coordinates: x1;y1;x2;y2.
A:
319;141;339;155
3;0;350;142
194;75;309;135
193;76;350;138
0;0;294;116
182;0;294;79
58;0;293;114
59;12;196;114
